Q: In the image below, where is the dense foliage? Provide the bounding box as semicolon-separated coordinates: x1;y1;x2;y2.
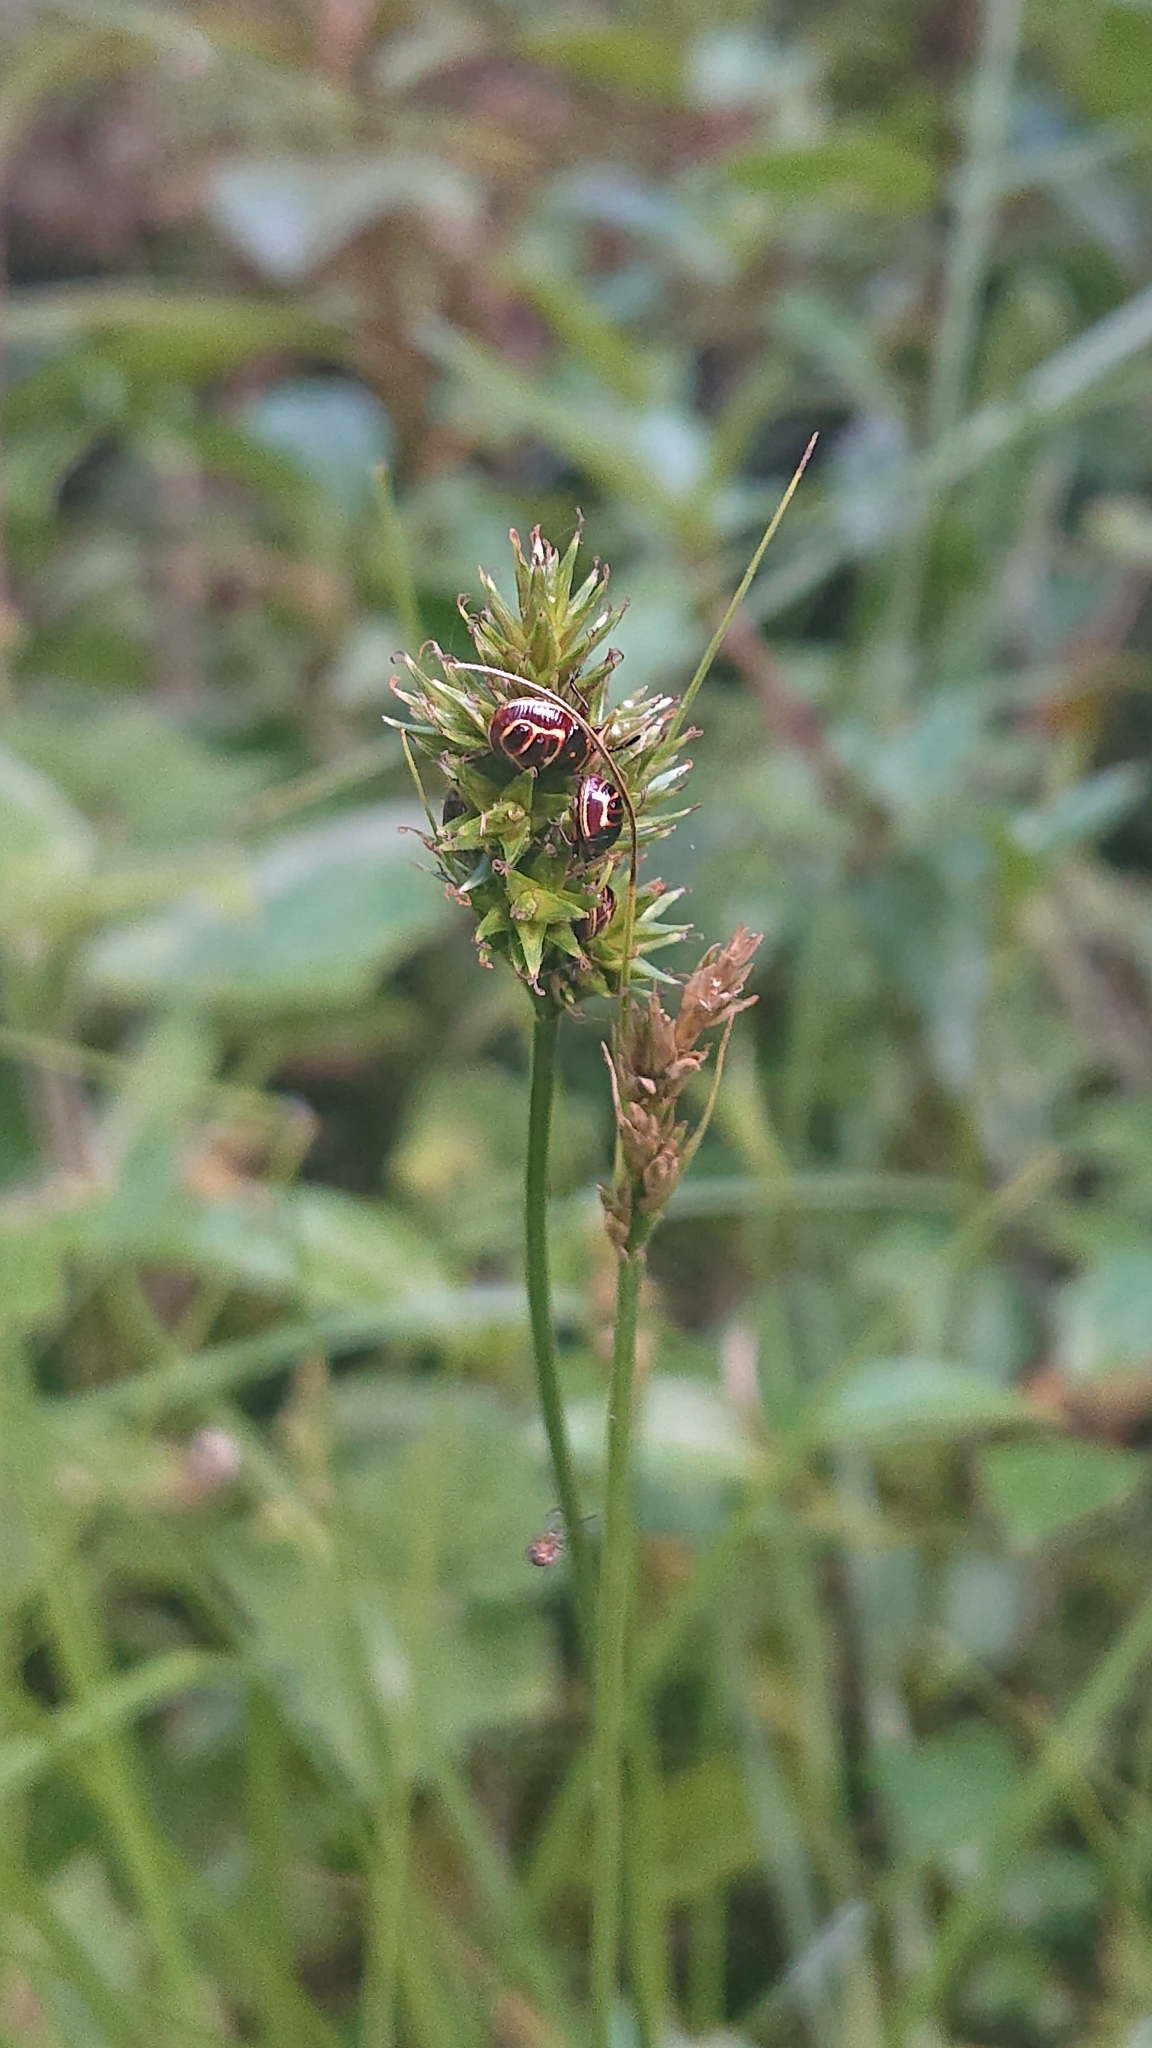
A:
5;0;1152;2042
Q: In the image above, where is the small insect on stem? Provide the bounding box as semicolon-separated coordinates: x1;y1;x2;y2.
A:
526;1510;567;1568
526;1508;596;1567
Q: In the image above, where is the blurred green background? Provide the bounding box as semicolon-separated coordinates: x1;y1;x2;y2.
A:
7;1;1152;2042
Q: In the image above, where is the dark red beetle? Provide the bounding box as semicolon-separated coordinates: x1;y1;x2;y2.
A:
488;698;589;773
579;885;615;940
573;774;624;854
441;786;468;825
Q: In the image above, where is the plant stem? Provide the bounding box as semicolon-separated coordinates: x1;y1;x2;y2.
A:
1;1334;200;2027
877;0;1026;706
590;1238;646;2048
667;435;818;747
927;0;1028;453
373;461;422;651
900;1566;1152;2039
526;999;594;1654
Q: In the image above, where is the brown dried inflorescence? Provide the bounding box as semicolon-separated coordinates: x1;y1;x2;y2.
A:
601;926;762;1251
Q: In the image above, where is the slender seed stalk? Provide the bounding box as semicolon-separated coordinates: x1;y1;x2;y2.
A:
590;1234;647;2047
526;999;595;1654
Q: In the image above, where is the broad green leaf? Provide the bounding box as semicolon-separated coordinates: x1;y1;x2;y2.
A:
49;1855;144;1995
685;27;816;113
656;1757;759;1901
4;420;101;527
75;1084;449;1310
5;285;341;381
958;1943;1076;2039
1013;763;1146;855
998;1847;1106;1934
198;1535;385;1797
1080;5;1152;121
1086;490;1152;566
0;1218;67;1334
939;1551;1029;1664
239;378;394;521
548;165;734;281
0;744;96;918
815;1357;1027;1443
392;1061;598;1265
82;804;452;1013
521;26;682;100
727;133;938;210
979;1439;1144;1548
336;1381;559;1601
563;1378;757;1481
199;1483;551;1798
190;1184;446;1310
880;1724;1021;1863
1;706;270;845
1056;1246;1152;1378
208;155;479;282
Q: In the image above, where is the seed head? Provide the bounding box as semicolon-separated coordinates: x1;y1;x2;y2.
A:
601;927;763;1250
388;525;692;1004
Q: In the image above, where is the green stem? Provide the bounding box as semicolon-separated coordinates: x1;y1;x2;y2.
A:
1;1336;200;2028
590;1239;646;2048
373;462;422;651
877;0;1026;704
927;0;1028;453
626;1704;669;2047
667;437;817;748
899;1568;1152;2040
526;999;595;1653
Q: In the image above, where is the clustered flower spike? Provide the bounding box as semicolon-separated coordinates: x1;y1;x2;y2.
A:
388;525;695;1006
602;926;763;1250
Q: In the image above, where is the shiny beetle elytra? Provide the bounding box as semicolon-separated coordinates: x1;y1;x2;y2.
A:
573;773;624;854
488;698;589;773
579;885;615;940
441;786;468;826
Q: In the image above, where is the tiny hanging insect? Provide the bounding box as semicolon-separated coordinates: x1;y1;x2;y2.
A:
526;1510;567;1568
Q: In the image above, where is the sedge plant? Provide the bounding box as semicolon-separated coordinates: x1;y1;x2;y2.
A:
388;471;809;2043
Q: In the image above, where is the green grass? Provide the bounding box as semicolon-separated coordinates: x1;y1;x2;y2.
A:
5;0;1152;2040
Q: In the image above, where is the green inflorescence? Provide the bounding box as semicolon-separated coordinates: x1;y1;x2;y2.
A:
388;524;694;1004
